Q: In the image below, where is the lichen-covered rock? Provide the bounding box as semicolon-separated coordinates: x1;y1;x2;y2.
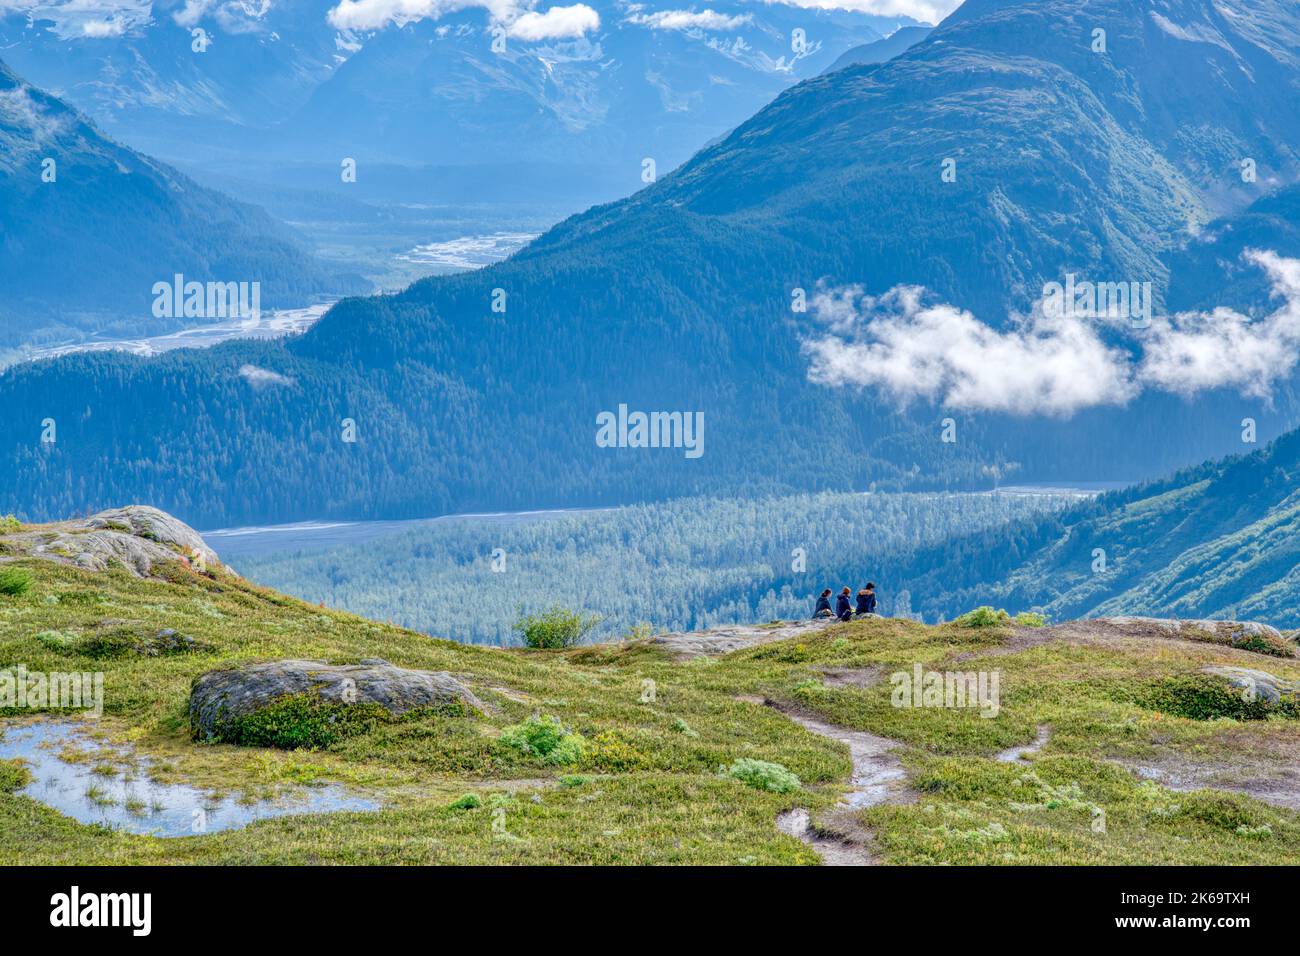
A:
1098;617;1295;657
141;628;209;656
0;505;219;578
189;658;485;742
647;618;837;659
86;506;218;565
1200;665;1299;706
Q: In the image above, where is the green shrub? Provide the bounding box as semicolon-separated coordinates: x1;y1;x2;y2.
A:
1015;612;1048;628
1134;675;1296;721
588;730;648;771
34;630;78;651
1228;629;1295;658
0;515;22;533
218;695;392;749
449;793;482;810
499;714;587;765
513;606;603;649
0;566;32;597
0;758;32;792
725;758;801;793
76;629;140;659
953;606;1011;628
1179;790;1273;833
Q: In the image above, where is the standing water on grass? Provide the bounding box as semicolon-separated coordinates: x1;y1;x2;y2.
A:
0;721;377;837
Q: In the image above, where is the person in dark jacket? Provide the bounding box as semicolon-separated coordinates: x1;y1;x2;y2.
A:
835;587;853;621
813;588;833;618
855;583;877;616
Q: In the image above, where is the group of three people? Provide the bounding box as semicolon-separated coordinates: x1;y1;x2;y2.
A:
814;583;877;621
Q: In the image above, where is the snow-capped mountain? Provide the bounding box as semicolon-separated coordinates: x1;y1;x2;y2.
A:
0;0;920;177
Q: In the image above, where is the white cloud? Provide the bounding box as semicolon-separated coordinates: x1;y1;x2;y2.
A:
0;82;73;151
171;0;272;30
629;9;751;31
327;0;487;30
802;251;1300;416
238;364;295;389
80;16;129;34
756;0;961;26
1140;250;1300;400
0;0;154;38
171;0;211;26
802;285;1136;416
507;3;597;38
325;0;596;37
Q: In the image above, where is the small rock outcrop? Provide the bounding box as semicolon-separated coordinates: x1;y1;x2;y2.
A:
1201;665;1299;706
1092;617;1296;657
189;658;485;741
647;618;838;659
0;505;219;578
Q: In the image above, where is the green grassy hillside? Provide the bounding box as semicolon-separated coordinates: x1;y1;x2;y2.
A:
1;514;1297;865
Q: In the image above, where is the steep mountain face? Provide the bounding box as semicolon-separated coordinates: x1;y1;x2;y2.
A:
822;24;931;73
1166;182;1300;312
897;426;1300;628
0;59;364;348
4;0;1300;527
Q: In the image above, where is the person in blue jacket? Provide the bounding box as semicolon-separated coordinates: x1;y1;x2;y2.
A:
835;587;853;621
813;588;833;618
855;583;877;616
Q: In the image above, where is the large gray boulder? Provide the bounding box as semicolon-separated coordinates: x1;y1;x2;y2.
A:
189;658;485;740
0;505;219;577
1201;665;1299;706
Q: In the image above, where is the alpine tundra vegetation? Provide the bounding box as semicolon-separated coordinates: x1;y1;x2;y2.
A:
0;508;1297;865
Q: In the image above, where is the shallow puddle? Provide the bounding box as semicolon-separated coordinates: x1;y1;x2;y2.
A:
0;721;378;837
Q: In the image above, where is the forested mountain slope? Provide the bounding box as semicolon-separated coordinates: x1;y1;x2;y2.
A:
0;60;364;347
899;427;1300;627
4;0;1300;526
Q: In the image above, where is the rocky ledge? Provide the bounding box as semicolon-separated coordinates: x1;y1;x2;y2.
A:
0;505;220;578
647;617;841;659
189;658;485;742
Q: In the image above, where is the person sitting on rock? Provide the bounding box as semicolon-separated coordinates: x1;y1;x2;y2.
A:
835;587;854;621
855;583;877;617
813;588;833;618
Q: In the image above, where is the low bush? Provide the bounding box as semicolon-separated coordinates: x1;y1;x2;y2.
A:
725;758;801;793
953;606;1010;628
513;606;603;649
1134;675;1297;722
0;567;32;597
0;758;32;792
219;695;392;749
499;714;587;765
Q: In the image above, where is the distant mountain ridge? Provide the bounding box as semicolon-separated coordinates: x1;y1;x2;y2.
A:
4;0;1300;527
0;0;916;199
823;25;932;72
0;59;365;349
